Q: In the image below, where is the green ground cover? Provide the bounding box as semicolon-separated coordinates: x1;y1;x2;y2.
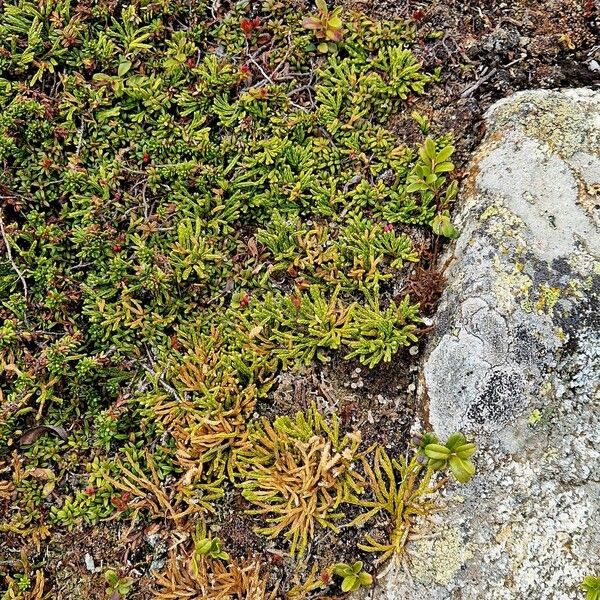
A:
0;1;469;597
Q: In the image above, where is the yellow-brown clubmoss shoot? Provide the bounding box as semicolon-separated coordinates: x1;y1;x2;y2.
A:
0;0;466;597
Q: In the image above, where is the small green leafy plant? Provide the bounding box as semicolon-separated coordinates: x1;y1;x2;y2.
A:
303;0;344;52
582;576;600;600
431;211;459;239
407;138;455;195
423;432;477;483
194;537;230;561
104;569;134;599
333;561;373;593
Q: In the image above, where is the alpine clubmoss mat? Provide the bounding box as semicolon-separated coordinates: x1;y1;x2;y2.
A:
0;1;473;597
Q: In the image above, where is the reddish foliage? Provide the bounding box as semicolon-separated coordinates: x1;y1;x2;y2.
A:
240;16;261;34
583;0;596;17
111;492;131;511
320;570;332;585
239;64;252;82
239;292;250;308
401;266;446;316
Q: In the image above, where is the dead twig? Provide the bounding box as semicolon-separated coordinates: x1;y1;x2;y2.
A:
460;67;497;98
247;52;275;86
75;122;84;156
0;209;28;302
250;35;294;89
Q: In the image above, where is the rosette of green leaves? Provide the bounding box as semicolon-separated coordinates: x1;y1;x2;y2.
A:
424;432;477;483
104;570;134;599
303;0;344;53
194;537;230;561
333;561;373;593
582;576;600;600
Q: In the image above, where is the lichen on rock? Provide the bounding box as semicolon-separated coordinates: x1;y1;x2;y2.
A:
370;89;600;599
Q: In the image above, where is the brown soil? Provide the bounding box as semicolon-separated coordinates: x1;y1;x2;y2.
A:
376;0;600;164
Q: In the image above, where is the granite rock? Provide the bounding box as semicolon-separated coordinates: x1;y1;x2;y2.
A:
367;89;600;600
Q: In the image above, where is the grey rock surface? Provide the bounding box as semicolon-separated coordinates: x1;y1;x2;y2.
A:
370;89;600;599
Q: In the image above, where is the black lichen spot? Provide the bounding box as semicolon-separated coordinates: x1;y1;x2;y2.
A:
467;367;524;425
512;326;547;364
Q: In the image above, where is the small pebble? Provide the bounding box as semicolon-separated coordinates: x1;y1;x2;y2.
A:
409;345;419;356
84;553;96;573
589;60;600;73
150;557;166;571
146;533;161;547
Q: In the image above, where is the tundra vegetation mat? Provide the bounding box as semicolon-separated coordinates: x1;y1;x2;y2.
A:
0;0;595;598
0;1;475;597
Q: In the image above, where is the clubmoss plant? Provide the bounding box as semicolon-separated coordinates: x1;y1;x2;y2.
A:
346;433;477;563
153;551;276;600
0;0;466;596
235;405;364;557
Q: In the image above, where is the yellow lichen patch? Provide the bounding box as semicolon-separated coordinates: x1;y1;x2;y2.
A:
534;284;561;314
555;327;568;343
490;94;598;159
479;204;500;221
408;526;473;587
494;256;533;312
481;202;526;242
